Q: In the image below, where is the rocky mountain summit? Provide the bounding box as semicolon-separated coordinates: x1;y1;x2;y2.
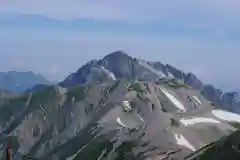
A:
60;51;202;87
60;51;240;113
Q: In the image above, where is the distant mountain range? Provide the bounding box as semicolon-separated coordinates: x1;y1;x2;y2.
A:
60;51;240;113
0;71;51;93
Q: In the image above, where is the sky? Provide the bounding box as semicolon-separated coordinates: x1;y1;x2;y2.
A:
0;0;240;91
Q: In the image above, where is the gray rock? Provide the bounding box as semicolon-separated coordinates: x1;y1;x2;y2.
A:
0;80;238;160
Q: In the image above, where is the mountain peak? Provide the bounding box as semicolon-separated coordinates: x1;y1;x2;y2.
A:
104;50;130;59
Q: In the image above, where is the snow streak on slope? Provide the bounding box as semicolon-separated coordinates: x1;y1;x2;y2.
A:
174;133;196;151
122;101;132;110
160;87;186;112
138;60;166;78
116;117;127;128
180;118;220;126
136;114;144;122
212;110;240;123
192;96;202;105
100;66;116;80
167;72;175;79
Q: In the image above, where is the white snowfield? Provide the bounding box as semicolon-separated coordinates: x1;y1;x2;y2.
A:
174;133;196;151
116;117;127;128
192;96;202;105
180;117;220;126
212;110;240;123
160;87;186;112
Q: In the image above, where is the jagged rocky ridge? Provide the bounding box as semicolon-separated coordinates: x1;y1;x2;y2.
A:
60;51;176;86
1;51;240;159
60;51;240;113
1;79;240;159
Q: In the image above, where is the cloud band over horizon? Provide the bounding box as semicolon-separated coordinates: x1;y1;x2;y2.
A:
0;0;240;91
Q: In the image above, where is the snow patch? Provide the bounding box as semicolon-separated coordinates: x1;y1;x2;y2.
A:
160;87;186;112
123;101;132;110
192;96;202;105
136;114;144;122
212;110;240;123
180;117;220;126
138;61;166;78
107;72;116;80
174;133;196;151
15;84;21;87
117;117;127;127
100;66;116;80
167;72;175;79
122;101;132;112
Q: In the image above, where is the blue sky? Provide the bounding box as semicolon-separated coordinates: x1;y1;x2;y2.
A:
0;0;240;91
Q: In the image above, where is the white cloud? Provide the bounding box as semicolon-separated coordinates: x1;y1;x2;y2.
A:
1;0;240;29
0;1;240;88
0;0;134;21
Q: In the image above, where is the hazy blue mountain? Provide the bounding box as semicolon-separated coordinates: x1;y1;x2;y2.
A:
0;71;51;93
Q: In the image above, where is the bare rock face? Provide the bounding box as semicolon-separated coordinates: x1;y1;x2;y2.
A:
58;51;240;115
0;79;239;160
